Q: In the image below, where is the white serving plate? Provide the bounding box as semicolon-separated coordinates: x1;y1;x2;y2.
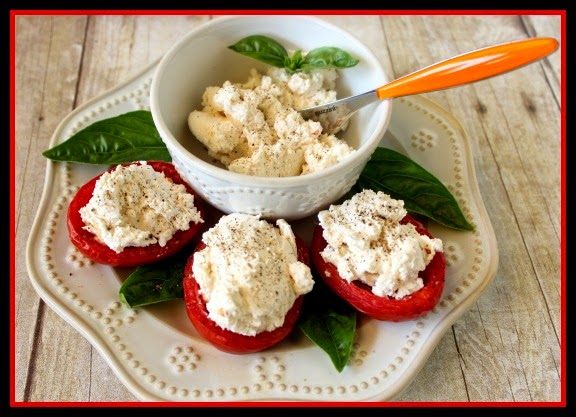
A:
26;60;499;402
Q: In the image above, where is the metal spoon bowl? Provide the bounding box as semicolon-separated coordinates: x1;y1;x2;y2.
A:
300;37;559;135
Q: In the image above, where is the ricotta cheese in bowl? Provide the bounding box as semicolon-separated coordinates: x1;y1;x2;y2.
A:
150;15;392;220
188;67;354;177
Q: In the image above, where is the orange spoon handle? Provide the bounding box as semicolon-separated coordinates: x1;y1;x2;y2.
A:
375;37;559;100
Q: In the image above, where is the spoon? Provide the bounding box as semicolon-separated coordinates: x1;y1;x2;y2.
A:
299;37;559;135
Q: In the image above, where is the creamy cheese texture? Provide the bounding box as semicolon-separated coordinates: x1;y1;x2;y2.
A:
192;213;314;336
318;190;443;299
79;162;203;253
188;67;354;177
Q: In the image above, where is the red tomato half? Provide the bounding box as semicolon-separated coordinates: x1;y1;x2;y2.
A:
311;215;446;322
67;161;204;268
183;233;310;354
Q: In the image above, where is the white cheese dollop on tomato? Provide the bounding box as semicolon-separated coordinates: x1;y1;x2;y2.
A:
79;162;203;253
318;189;443;300
192;213;314;336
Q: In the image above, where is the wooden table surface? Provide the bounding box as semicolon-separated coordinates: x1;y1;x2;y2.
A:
13;12;563;404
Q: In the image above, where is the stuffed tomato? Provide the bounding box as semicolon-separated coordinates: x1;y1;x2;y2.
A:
183;213;313;354
311;189;446;322
67;161;204;267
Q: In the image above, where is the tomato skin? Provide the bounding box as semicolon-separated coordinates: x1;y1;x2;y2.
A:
67;161;204;268
183;234;310;354
311;215;446;322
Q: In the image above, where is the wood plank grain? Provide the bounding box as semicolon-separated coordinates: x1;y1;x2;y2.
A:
453;14;560;401
77;15;212;105
15;15;91;402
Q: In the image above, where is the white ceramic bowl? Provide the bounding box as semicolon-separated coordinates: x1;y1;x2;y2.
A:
150;15;392;221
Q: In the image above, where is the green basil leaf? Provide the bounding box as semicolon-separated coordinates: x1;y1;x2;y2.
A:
42;110;171;165
300;47;360;70
228;35;359;73
119;255;187;308
228;35;289;68
298;277;357;372
285;49;303;73
350;147;474;231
